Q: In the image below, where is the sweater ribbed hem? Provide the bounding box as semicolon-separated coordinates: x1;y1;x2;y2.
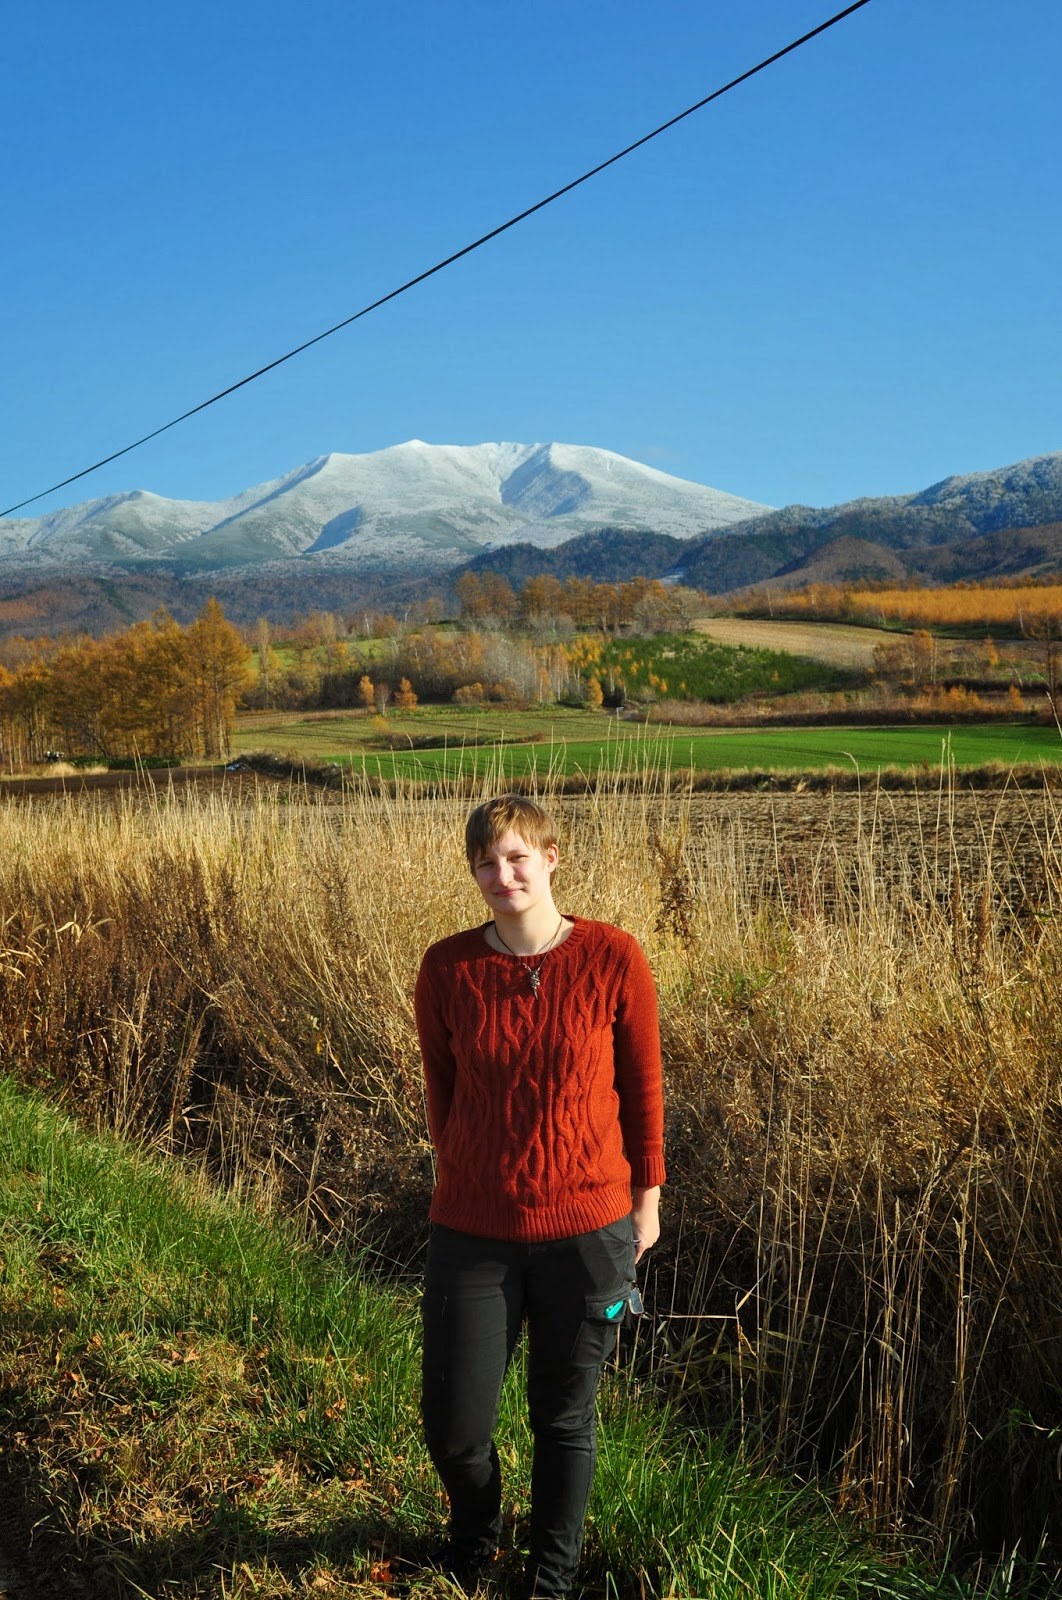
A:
429;1180;636;1243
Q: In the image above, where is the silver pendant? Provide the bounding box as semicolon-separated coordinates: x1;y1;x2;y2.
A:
528;968;541;995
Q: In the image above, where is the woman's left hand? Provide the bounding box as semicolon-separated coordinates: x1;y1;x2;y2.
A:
632;1186;661;1262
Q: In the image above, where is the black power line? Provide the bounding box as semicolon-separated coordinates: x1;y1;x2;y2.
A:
2;0;874;520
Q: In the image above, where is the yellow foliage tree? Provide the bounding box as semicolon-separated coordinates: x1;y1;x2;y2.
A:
183;599;252;758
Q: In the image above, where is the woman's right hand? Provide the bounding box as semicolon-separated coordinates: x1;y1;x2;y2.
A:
632;1186;661;1262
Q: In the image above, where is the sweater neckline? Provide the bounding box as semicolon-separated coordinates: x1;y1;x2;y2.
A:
477;913;589;960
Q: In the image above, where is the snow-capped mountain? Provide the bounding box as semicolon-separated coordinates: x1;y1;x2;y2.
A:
0;441;770;573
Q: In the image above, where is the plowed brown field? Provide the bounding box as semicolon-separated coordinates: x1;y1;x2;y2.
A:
0;764;262;800
676;787;1062;919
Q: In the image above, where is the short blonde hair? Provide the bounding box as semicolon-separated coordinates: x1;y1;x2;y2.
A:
465;794;558;871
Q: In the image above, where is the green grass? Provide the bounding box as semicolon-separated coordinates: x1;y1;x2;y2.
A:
356;723;1062;781
232;705;610;755
654;721;1062;774
0;1077;1023;1599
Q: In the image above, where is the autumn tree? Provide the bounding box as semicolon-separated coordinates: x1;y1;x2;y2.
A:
2;658;53;763
253;617;278;708
455;573;486;622
183;599;252;758
519;575;566;625
0;607;253;764
478;572;517;624
144;612;199;754
872;629;937;689
0;664;18;770
315;610;343;667
561;578;595;628
394;676;418;710
1020;612;1061;720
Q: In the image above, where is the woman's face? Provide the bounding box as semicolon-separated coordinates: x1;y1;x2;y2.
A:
472;828;558;917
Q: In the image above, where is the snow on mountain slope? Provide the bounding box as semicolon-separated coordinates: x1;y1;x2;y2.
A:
499;443;760;540
907;453;1062;532
702;452;1062;550
0;442;769;572
0;483;268;563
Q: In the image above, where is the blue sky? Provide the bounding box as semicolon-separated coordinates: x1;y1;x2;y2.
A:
2;0;1059;520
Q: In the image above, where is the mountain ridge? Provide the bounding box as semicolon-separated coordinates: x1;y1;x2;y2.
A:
695;452;1062;551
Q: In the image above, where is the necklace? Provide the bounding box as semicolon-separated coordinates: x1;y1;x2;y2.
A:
491;916;565;996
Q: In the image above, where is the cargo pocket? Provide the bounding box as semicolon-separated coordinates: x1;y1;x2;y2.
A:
569;1288;633;1367
586;1291;631;1326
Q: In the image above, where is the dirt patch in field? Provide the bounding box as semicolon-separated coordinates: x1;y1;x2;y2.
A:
0;765;282;802
694;616;897;666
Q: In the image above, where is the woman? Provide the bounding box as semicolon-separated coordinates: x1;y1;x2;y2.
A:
414;794;665;1598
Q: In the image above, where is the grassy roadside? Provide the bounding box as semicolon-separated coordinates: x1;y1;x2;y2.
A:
0;1078;1017;1600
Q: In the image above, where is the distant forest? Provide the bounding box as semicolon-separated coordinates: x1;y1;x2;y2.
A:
0;509;1060;645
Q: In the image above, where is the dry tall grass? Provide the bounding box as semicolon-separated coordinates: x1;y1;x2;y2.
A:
0;767;1059;1571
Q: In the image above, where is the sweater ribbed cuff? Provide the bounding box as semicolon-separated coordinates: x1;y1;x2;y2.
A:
629;1154;667;1189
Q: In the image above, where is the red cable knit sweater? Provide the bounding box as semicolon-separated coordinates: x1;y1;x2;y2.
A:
414;916;666;1242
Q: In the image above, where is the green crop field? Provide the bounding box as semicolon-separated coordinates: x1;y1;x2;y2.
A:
346;724;1062;780
231;707;1062;781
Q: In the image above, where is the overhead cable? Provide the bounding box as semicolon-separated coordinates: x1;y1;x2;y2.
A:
2;0;874;518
